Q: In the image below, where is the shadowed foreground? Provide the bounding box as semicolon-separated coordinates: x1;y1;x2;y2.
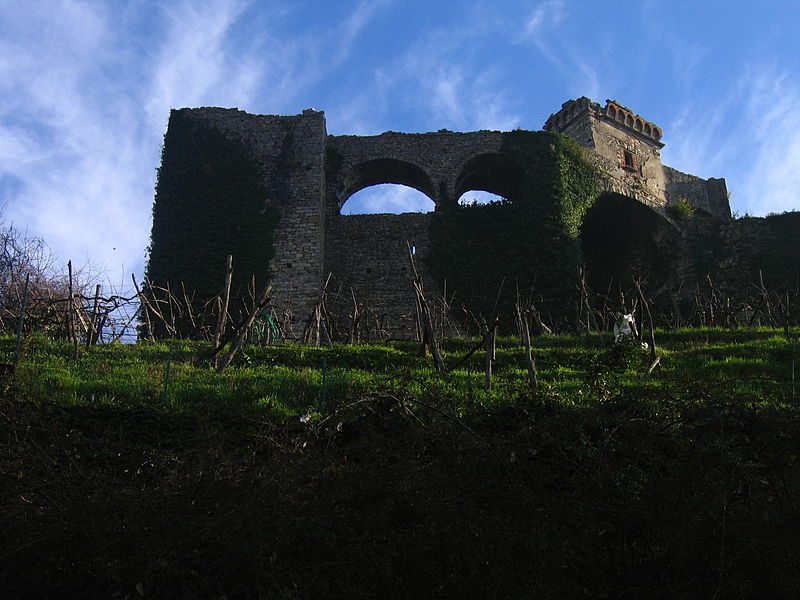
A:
2;380;799;599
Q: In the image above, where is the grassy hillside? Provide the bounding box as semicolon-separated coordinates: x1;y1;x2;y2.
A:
2;330;799;598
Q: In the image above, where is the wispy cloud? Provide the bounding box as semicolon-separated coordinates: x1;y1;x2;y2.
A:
0;0;399;288
514;0;601;99
664;64;800;216
341;183;505;215
146;0;262;123
521;0;566;39
735;68;800;215
0;0;274;289
334;0;391;64
371;29;522;132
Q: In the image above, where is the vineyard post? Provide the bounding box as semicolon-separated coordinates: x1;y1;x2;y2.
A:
213;255;233;367
12;273;30;365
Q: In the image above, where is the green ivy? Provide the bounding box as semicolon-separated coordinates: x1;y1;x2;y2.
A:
146;110;279;336
667;196;696;221
426;131;599;331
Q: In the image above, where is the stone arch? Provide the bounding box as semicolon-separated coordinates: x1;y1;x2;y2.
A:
454;152;525;203
580;192;677;294
338;158;436;212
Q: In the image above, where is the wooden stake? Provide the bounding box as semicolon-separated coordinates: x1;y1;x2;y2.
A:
484;317;495;391
67;261;78;359
407;242;444;372
86;283;101;348
516;302;538;387
131;274;156;342
216;281;272;374
213;255;233;364
633;277;658;366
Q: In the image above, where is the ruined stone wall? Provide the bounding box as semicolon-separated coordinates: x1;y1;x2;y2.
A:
681;212;800;289
149;99;737;339
664;166;731;218
153;107;328;331
323;213;432;339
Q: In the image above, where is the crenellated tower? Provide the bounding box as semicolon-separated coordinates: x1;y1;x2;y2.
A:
544;97;730;218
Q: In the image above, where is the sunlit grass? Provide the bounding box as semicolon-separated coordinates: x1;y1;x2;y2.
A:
2;326;797;417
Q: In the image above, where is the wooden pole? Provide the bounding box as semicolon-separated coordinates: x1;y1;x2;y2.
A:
484;317;495;391
13;273;30;365
216;281;272;374
407;242;444;372
213;255;233;364
633;277;658;365
86;283;102;348
516;303;538;387
67;261;79;359
131;274;156;342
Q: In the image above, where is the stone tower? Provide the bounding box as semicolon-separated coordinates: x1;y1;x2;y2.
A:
544;97;730;218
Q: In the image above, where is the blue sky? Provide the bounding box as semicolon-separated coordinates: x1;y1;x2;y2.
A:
1;0;799;288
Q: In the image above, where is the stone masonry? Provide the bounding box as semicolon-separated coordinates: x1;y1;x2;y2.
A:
150;98;730;338
544;97;730;217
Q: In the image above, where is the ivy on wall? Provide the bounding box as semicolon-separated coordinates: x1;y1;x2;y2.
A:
737;212;800;288
146;110;279;334
426;131;599;329
686;211;800;290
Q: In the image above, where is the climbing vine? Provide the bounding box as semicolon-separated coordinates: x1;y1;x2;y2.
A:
426;131;599;330
146;110;279;334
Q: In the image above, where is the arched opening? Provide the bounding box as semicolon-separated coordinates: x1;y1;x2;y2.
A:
580;193;677;296
455;152;524;203
342;183;435;214
338;158;435;213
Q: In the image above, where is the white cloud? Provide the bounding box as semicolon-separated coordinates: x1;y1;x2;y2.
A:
0;0;400;295
735;68;800;215
0;0;276;293
145;0;260;124
458;190;504;205
335;0;391;63
664;65;800;216
374;30;522;132
521;0;566;39
514;0;601;102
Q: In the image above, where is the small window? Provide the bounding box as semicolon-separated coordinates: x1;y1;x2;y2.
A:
622;150;636;170
286;263;292;268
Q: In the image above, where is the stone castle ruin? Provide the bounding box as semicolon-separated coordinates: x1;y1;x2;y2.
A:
147;97;797;339
544;98;728;217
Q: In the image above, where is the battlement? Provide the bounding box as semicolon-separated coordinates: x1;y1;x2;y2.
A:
544;97;662;145
542;97;727;216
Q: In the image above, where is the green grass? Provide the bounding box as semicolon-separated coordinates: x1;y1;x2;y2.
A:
4;327;798;415
2;328;799;598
